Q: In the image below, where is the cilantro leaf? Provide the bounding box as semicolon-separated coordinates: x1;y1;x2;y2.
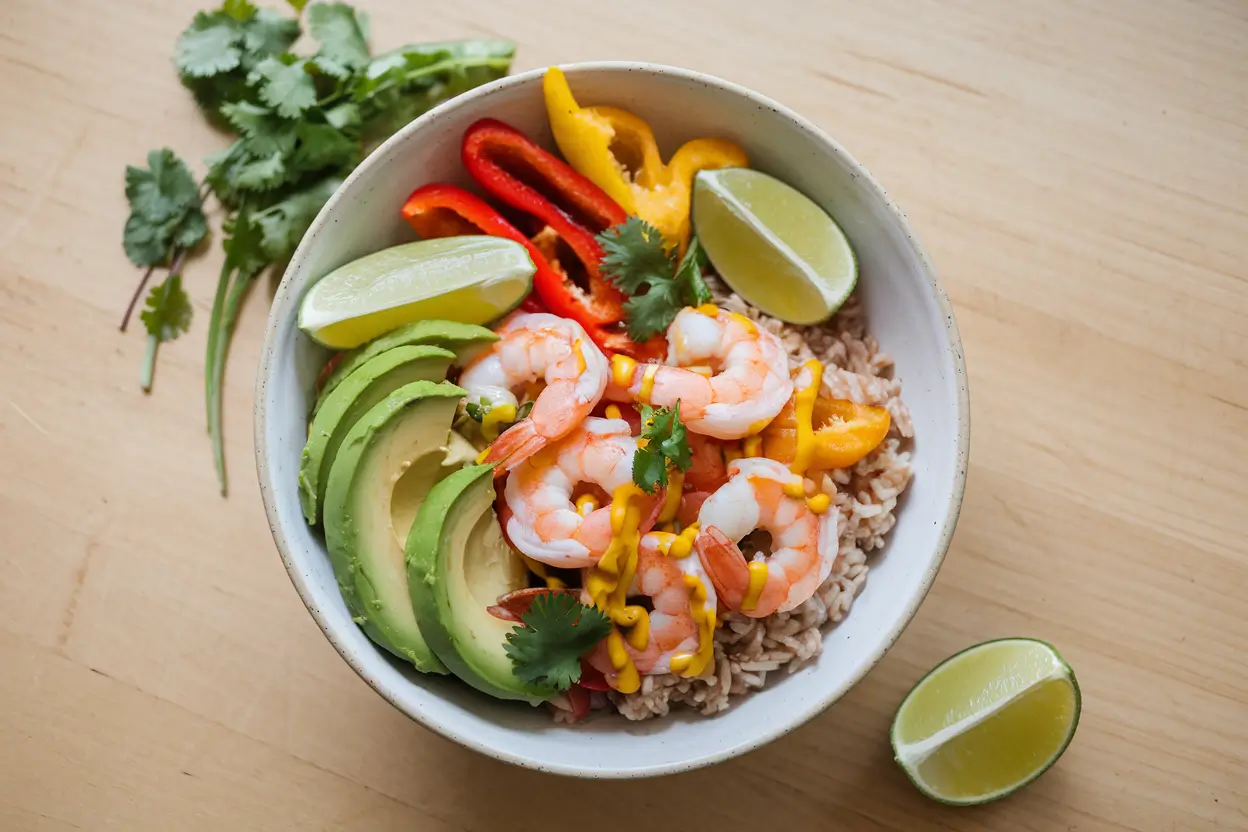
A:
674;236;712;307
139;273;193;392
126;149;200;222
141;273;193;342
308;3;370;71
622;279;681;342
122;150;206;267
249;55;317;118
598;217;673;295
465;400;486;423
222;0;257;21
504;594;612;691
633;402;692;493
239;10;301;68
175;12;242;78
249;176;343;261
290;122;358;173
286;0;310;12
232;151;287;191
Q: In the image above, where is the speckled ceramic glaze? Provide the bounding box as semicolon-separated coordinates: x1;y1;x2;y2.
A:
255;63;969;778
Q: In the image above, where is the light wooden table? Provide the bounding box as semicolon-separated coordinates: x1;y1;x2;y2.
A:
2;0;1245;829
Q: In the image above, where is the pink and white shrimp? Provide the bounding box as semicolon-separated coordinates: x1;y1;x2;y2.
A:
585;532;718;684
503;418;661;568
694;458;837;617
459;312;609;473
609;306;793;439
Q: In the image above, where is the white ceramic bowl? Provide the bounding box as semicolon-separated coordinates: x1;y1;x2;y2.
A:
255;62;969;778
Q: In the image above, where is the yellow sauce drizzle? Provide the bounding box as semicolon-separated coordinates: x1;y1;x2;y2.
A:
806;493;832;515
480;402;517;441
746;416;774;436
610;354;637;388
604;404;623;420
668;572;716;677
742;561;769;611
782;479;807;499
574;494;599;516
791;359;824;476
584;483;648;694
668;523;699;559
695;303;720;317
638;364;659;404
573;338;587;374
659;469;684;523
474;447;490;465
742;435;763;458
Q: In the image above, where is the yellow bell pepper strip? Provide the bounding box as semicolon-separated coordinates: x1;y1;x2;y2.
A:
763;367;891;471
543;67;749;251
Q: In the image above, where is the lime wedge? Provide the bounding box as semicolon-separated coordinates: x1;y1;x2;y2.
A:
298;236;534;349
891;638;1081;806
692;168;857;324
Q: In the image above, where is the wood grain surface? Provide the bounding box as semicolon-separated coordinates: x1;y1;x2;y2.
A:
2;0;1245;829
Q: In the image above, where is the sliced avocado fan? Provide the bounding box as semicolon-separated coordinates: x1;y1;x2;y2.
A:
407;464;556;703
299;344;456;526
322;380;465;672
313;319;497;415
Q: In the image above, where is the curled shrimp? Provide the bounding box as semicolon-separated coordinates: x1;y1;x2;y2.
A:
694;458;837;618
503;418;662;568
459;312;610;473
585;532;718;684
609;306;793;439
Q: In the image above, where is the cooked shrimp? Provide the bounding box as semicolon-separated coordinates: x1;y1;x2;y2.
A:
459;312;610;472
503;417;661;568
608;305;793;439
685;433;731;492
585;532;718;683
694;458;837;617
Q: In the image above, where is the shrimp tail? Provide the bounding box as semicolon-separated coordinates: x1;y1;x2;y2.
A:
694;525;749;610
484;420;547;475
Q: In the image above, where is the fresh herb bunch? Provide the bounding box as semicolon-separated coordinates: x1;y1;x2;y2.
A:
119;0;514;495
597;217;713;341
504;593;613;691
633;401;692;493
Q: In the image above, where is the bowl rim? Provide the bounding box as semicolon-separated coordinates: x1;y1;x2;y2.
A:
254;60;970;778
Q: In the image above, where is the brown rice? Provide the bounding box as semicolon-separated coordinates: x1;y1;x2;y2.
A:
606;280;914;720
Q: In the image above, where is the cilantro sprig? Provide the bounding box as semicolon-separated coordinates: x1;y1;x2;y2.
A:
597;219;714;342
119;0;515;494
504;593;612;691
633;401;693;493
119;149;208;391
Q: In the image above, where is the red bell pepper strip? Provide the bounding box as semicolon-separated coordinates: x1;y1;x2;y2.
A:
400;183;551;307
461;119;653;356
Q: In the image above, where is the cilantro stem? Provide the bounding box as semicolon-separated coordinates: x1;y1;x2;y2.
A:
207;266;257;496
120;265;158;332
140;334;159;393
205;259;230;432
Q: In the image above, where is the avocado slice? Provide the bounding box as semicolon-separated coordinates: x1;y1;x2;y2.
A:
407;464;555;703
299;344;456;526
323;380;465;671
314;320;497;415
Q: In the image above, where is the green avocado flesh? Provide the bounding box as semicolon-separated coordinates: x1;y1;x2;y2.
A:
299;344;456;526
323;380;465;672
313;319;497;415
407;464;554;702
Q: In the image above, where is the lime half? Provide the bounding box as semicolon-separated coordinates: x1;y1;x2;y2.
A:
891;638;1081;806
692;168;857;325
299;236;534;349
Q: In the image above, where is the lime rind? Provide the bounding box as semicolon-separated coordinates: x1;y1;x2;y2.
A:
890;638;1082;806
